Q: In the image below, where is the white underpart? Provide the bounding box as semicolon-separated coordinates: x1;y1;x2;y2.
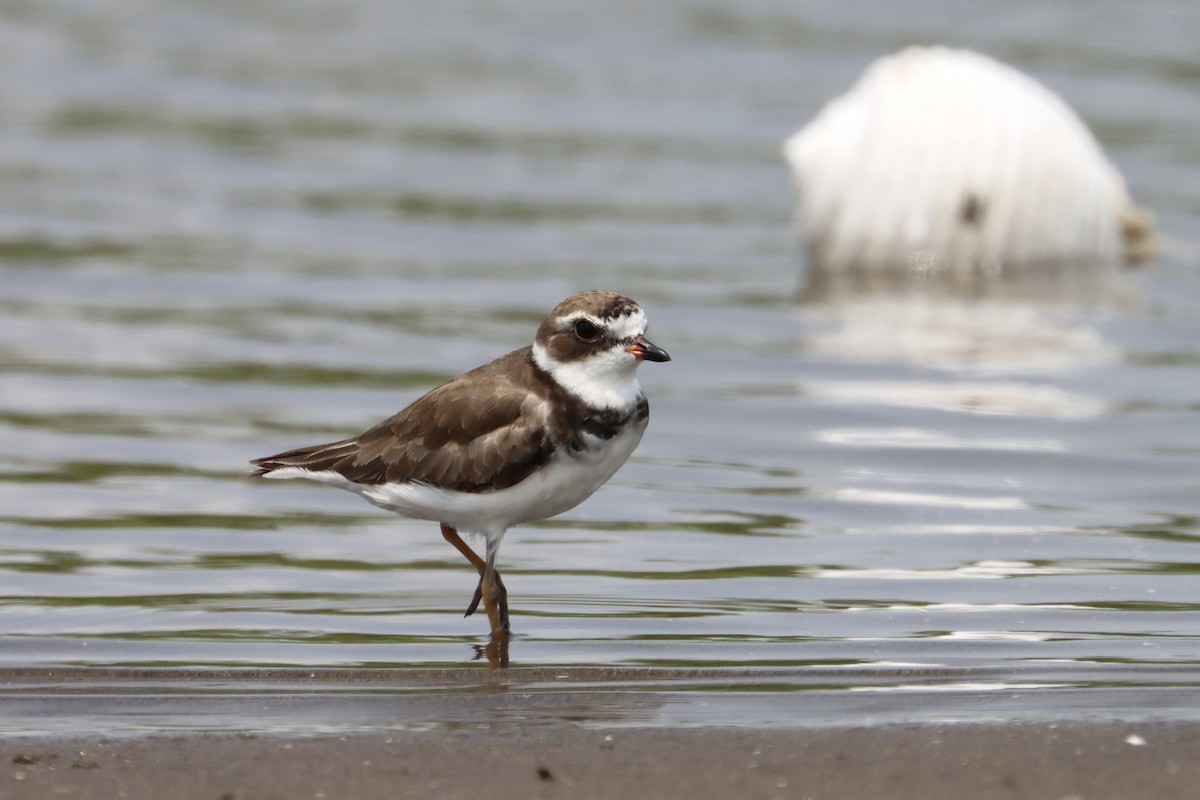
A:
261;417;647;545
532;309;648;411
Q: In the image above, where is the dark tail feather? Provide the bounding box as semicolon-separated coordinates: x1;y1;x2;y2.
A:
247;439;359;478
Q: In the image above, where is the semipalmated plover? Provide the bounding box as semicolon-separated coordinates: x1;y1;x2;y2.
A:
249;291;669;665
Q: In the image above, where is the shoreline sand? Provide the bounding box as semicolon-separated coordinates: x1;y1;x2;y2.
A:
2;666;1197;798
4;723;1198;799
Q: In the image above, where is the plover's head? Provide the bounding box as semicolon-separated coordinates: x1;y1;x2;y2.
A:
532;291;670;409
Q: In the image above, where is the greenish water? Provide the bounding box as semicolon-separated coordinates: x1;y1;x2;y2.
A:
2;0;1200;726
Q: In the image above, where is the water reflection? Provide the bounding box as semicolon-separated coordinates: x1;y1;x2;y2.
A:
799;299;1118;373
2;664;1198;735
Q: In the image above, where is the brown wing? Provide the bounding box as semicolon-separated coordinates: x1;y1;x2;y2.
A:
248;348;557;492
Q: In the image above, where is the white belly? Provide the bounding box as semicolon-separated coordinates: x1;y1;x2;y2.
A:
268;418;647;542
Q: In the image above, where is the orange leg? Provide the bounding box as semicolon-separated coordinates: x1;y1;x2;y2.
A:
439;523;510;637
440;523;508;619
480;536;510;668
441;522;486;573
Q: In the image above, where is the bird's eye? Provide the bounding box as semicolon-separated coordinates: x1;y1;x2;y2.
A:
573;319;600;341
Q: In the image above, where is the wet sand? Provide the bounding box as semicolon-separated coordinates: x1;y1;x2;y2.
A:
2;667;1197;799
4;723;1199;800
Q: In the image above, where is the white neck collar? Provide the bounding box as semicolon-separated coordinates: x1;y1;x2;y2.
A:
533;342;644;411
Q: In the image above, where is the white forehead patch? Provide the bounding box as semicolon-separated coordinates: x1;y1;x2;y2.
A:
564;307;645;341
604;308;648;340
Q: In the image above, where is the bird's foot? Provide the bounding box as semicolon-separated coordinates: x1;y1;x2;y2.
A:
464;570;507;620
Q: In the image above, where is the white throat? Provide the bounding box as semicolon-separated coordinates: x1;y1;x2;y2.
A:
533;343;644;410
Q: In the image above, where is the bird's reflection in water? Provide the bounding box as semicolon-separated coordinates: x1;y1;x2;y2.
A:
473;631;511;670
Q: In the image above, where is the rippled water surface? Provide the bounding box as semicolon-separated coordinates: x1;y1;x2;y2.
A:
3;0;1200;708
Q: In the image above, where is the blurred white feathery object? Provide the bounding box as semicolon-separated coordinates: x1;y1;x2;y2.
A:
784;46;1156;302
